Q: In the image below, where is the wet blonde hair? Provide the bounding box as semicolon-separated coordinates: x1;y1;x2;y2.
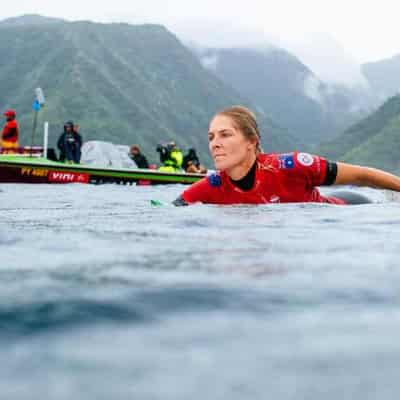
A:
215;106;262;154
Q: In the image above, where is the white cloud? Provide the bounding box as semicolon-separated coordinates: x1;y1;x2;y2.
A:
303;75;324;105
1;0;400;64
276;33;369;87
199;53;219;72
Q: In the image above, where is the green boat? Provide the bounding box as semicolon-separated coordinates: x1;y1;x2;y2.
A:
0;153;205;185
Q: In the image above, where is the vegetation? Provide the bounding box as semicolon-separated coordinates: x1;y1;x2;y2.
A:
0;15;294;165
4;15;397;171
318;95;400;173
193;46;370;148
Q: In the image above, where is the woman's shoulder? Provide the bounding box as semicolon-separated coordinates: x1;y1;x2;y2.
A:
257;152;282;170
181;174;222;204
258;151;320;170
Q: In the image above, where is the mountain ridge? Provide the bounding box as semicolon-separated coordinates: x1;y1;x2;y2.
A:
0;16;295;164
317;94;400;173
192;45;372;148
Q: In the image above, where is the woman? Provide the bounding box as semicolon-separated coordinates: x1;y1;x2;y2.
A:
173;106;400;206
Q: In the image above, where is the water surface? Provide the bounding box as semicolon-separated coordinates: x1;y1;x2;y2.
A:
1;183;399;399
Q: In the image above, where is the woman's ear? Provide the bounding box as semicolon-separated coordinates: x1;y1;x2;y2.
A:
247;138;258;151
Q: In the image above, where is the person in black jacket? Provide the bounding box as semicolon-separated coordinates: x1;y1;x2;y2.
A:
182;148;207;173
129;145;149;169
57;121;83;164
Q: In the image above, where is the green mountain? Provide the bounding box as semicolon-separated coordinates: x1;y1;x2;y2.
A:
317;94;400;173
0;15;294;164
192;46;369;148
0;14;64;26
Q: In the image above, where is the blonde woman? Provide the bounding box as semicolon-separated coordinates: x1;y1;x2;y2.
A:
174;106;400;206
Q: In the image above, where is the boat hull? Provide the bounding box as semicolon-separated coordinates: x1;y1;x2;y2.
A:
0;156;205;185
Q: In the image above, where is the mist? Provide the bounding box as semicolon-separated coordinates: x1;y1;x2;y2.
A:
161;18;370;89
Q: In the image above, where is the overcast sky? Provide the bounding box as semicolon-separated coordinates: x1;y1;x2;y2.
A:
2;0;400;64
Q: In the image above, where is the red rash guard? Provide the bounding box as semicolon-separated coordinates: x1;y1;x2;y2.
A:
181;152;346;205
2;119;19;143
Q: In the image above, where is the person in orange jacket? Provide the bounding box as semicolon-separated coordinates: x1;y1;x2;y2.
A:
1;109;19;149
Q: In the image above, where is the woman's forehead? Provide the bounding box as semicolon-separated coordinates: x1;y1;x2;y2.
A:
209;115;236;132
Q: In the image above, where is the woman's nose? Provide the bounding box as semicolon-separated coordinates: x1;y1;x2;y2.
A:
210;137;221;149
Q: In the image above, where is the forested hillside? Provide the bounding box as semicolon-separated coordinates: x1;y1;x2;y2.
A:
0;15;294;163
193;46;370;148
318;95;400;173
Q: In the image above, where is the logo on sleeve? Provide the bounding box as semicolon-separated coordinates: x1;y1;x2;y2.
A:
297;152;314;167
278;154;294;169
207;172;222;187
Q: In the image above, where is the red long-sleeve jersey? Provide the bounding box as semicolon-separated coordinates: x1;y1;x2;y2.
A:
181;152;345;205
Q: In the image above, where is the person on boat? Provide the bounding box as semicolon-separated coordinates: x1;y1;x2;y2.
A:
173;106;400;206
182;148;207;174
1;109;19;149
129;145;149;169
157;141;183;173
74;123;81;133
57;121;82;164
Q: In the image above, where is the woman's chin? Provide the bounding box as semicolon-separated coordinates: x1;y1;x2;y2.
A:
214;160;229;171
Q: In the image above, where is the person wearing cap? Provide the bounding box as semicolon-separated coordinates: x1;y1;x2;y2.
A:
1;109;19;149
129;145;149;169
57;121;82;164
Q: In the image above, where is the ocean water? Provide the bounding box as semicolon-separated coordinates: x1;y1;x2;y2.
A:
1;183;400;399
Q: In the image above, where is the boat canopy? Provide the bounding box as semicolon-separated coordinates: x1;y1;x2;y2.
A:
81;141;137;169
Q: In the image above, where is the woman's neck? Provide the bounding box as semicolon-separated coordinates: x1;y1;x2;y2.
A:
230;160;257;191
226;153;257;181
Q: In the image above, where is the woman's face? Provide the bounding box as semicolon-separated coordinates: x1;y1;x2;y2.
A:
208;115;256;173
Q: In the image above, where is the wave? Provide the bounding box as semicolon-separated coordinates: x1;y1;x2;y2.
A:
0;284;397;339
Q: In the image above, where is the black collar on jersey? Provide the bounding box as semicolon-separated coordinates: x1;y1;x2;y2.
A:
230;161;257;191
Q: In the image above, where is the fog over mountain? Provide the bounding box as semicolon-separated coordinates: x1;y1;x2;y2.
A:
276;32;369;88
173;19;369;89
3;13;398;160
0;15;295;161
362;53;400;101
168;18;275;50
191;44;376;148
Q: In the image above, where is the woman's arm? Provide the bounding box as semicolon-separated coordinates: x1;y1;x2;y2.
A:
335;162;400;191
